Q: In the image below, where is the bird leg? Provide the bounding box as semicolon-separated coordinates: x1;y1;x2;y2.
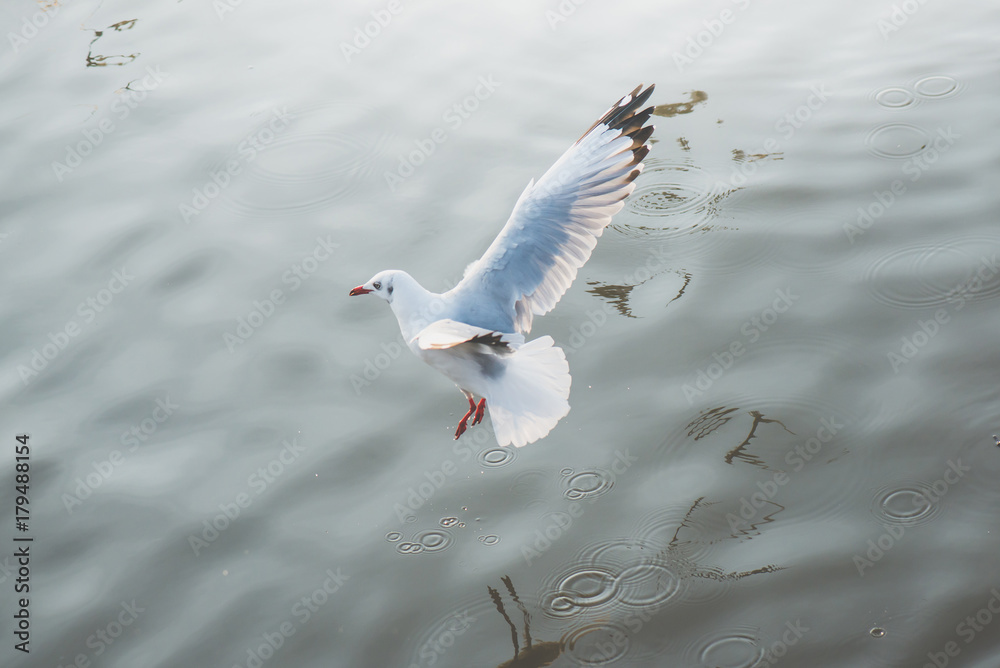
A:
454;394;477;440
472;398;486;426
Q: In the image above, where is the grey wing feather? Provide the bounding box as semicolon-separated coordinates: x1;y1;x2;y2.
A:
456;84;655;334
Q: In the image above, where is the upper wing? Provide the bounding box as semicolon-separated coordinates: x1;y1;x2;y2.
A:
411;319;525;351
455;84;655;334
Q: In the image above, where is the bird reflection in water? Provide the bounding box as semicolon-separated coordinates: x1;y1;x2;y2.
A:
686;407;794;471
488;576;562;668
586;268;691;319
652;90;709;118
724;410;794;469
85;19;139;68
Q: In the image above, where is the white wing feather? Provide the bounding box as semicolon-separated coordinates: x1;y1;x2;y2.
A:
456;84;656;334
411;319;524;350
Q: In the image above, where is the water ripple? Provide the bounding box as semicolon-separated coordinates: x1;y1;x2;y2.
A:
869;482;941;527
562;468;615;501
615;562;684;608
661;395;882;537
508;468;554;509
394;528;454;555
913;75;960;99
541;566;620;617
614;161;780;275
477;445;517;468
627;503;724;564
873;86;916;109
617;161;732;242
213;102;385;217
865;123;930;159
540;537;689;619
689;628;766;668
862;237;1000;310
562;621;631;665
869;75;960;111
412;528;453;553
400;595;498;667
662;393;874;468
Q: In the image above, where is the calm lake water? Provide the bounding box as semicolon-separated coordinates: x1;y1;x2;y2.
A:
3;0;1000;667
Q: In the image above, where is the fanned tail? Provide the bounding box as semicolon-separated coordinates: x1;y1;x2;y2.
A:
485;336;571;447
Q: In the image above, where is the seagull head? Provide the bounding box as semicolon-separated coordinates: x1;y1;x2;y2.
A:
349;270;404;303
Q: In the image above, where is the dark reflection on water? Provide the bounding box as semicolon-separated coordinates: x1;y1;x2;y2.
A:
489;577;564;668
723;409;795;470
652;90;708;118
85;19;139;68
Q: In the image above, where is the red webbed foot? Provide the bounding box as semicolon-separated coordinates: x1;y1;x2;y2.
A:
472;398;486;426
454;395;477;440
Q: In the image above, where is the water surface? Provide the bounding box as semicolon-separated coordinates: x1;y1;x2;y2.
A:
2;1;999;666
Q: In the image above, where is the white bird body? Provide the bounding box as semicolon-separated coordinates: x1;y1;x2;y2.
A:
375;270;571;447
350;85;656;447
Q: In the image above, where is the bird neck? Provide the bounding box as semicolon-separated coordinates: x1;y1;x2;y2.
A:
389;276;442;342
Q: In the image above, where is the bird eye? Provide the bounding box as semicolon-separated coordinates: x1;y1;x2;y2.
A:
373;281;381;290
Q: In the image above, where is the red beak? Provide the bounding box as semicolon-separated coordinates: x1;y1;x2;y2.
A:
349;285;372;296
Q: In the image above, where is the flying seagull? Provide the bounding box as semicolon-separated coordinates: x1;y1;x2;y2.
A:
350;84;655;447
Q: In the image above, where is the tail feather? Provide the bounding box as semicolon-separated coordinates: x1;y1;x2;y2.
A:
485;336;571;447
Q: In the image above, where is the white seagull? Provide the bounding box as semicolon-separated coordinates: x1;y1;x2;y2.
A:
350;84;655;447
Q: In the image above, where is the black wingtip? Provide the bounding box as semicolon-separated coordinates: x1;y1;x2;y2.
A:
631;84;655;111
576;83;657;144
628;143;650;167
468;331;517;351
628;125;655;149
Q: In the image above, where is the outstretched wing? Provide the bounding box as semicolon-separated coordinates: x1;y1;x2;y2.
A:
456;84;655;334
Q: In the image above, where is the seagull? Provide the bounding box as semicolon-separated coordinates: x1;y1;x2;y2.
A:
350;84;655;447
